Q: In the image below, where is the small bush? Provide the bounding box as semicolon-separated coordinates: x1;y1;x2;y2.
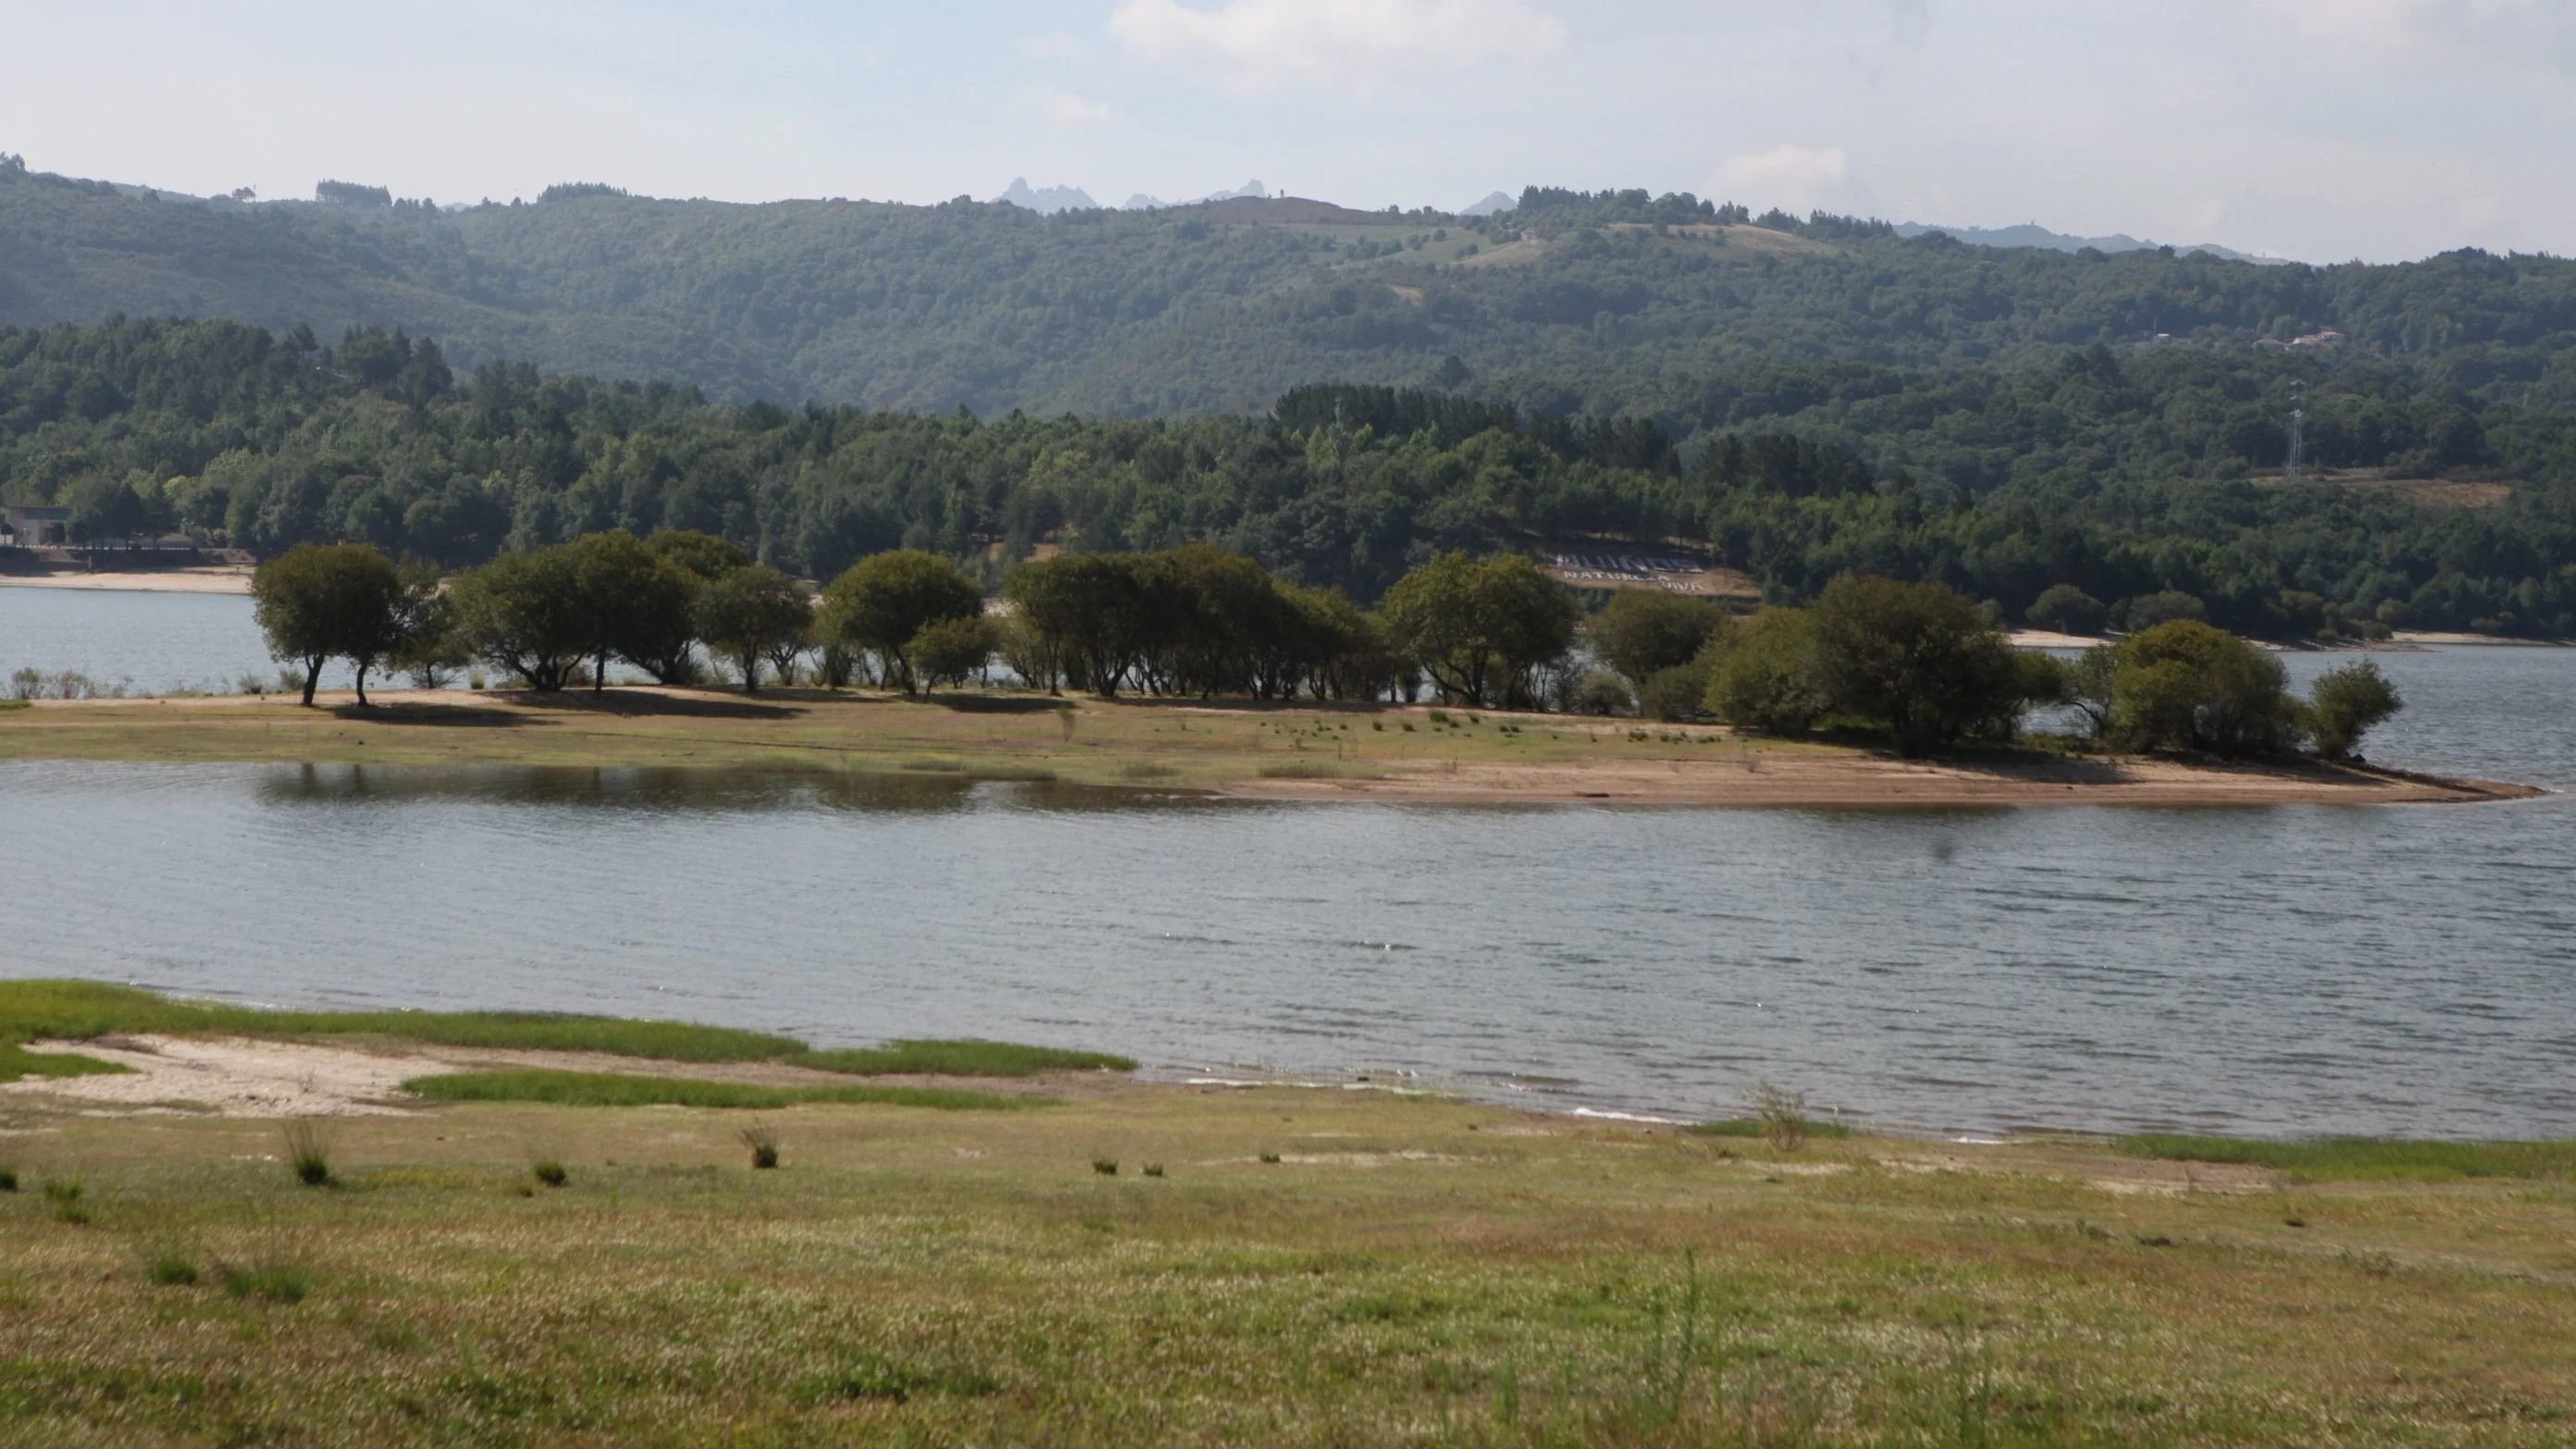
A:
1258;1152;1282;1165
740;1124;781;1170
148;1256;200;1286
0;1167;15;1192
531;1160;569;1188
1092;1158;1119;1175
1142;1163;1165;1178
1750;1082;1813;1150
283;1121;333;1186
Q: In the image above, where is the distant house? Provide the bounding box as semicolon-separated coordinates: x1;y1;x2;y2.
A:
1;504;71;546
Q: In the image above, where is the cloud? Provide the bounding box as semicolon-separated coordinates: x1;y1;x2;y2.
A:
1013;31;1084;60
2247;0;2574;70
1710;143;1855;215
1027;86;1112;127
1109;0;1567;92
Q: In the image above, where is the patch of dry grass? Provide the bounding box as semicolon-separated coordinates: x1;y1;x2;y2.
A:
0;1085;2570;1443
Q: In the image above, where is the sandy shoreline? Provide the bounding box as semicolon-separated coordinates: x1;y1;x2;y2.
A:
1228;751;2541;808
0;566;253;594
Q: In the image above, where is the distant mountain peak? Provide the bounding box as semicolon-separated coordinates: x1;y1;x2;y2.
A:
1893;220;2294;266
992;178;1100;214
1459;191;1515;217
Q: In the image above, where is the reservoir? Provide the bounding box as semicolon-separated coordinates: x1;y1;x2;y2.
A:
2;588;2570;1138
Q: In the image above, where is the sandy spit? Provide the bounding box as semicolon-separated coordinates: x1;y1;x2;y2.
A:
1226;751;2541;809
0;567;254;595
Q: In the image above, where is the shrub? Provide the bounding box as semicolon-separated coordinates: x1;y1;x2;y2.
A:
1635;657;1711;721
1567;668;1634;716
740;1124;781;1170
2119;590;2208;631
1590;589;1727;684
2307;660;2403;761
0;1167;15;1192
148;1255;200;1286
2026;584;2107;637
283;1122;333;1186
2109;621;2299;756
1750;1082;1813;1150
531;1160;569;1188
1702;609;1823;734
1093;1158;1119;1175
1807;575;2026;756
43;1178;86;1223
1142;1163;1165;1178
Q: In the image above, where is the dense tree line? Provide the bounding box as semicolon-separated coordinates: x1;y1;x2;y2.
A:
256;528;2403;770
6;318;2571;636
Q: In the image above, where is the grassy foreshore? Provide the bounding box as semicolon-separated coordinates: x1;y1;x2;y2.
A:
1;984;2572;1443
0;686;2530;806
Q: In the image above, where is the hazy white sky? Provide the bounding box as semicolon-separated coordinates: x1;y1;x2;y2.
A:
5;0;2570;261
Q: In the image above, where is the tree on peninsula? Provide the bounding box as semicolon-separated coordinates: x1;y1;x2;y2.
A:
251;543;405;706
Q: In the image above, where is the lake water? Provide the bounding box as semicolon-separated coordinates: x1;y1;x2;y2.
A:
2;588;2571;1139
0;586;384;695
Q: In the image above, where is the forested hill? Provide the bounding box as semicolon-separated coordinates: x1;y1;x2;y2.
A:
5;157;2575;445
6;318;2575;638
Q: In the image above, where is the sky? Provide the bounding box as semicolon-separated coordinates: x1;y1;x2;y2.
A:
4;0;2572;262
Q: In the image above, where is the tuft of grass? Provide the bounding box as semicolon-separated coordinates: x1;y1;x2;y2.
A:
403;1069;1035;1111
1142;1163;1165;1178
2115;1133;2576;1182
0;1167;15;1193
740;1123;781;1170
790;1039;1135;1077
220;1261;311;1304
283;1121;333;1186
146;1255;199;1287
531;1160;569;1188
1258;1152;1282;1164
1117;761;1180;780
43;1178;87;1224
1092;1158;1118;1175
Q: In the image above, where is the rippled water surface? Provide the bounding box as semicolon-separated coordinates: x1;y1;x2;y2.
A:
2;589;2570;1137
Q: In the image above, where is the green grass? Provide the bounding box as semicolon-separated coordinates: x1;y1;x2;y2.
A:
790;1039;1136;1077
0;979;800;1076
0;980;1131;1085
401;1069;1038;1111
0;1041;130;1083
1687;1116;1852;1141
2115;1133;2576;1181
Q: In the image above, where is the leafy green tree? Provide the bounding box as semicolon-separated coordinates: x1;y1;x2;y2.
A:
694;565;811;693
65;474;152;551
2107;620;2297;755
2120;591;2208;631
2026;585;2107;637
1702;608;1823;734
1807;575;2026;755
649;529;749;583
561;530;700;689
910;615;997;692
389;561;468;688
821;550;984;695
1590;589;1728;685
451;548;589;691
250;542;405;705
1004;554;1162;697
2306;661;2403;761
1378;553;1577;707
